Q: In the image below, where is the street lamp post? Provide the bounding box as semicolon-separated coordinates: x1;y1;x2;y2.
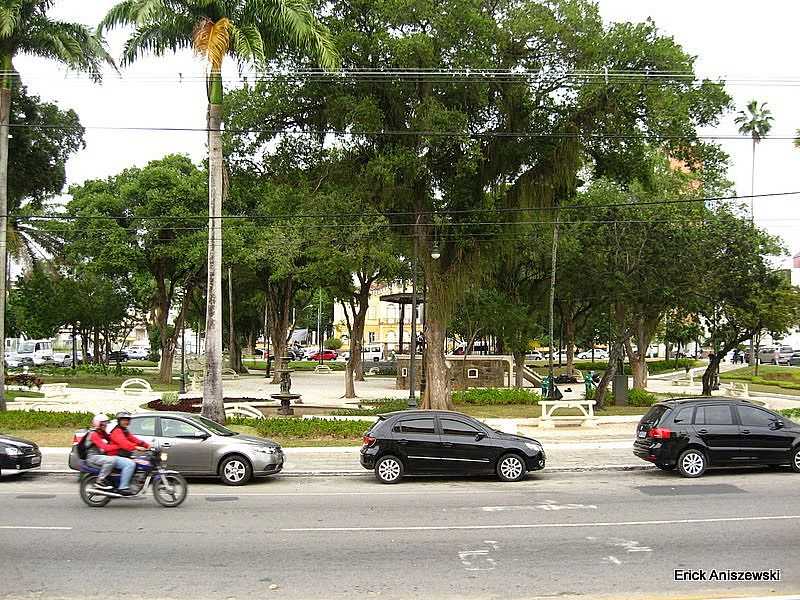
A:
317;289;323;367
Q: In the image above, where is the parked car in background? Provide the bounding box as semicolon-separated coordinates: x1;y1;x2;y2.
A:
453;342;490;355
14;339;54;366
5;353;31;368
761;345;795;365
107;350;129;363
343;344;383;363
69;412;283;485
0;433;41;476
525;351;544;361
633;397;800;477
125;346;150;360
576;348;609;360
790;352;800;367
360;410;546;483
307;350;338;361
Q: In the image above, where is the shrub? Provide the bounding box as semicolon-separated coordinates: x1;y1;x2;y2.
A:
5;373;43;389
324;338;343;350
452;388;542;405
246;417;373;439
11;365;145;378
0;410;93;430
779;408;800;420
627;388;658;406
161;392;180;406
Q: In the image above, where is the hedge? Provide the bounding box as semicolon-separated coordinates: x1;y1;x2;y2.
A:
779;408;800;420
0;410;93;430
331;399;407;416
626;388;659;407
242;417;373;439
452;388;542;405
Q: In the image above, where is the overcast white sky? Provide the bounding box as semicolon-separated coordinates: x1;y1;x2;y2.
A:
13;1;800;265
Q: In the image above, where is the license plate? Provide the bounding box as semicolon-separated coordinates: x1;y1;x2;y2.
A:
637;431;646;438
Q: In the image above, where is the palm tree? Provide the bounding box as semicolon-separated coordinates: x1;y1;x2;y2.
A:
734;100;773;222
0;1;112;411
99;0;338;422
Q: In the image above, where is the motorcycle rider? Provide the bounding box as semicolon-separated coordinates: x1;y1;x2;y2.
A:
84;413;118;490
107;411;150;496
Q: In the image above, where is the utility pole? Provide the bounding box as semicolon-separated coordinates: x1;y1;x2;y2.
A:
317;289;323;366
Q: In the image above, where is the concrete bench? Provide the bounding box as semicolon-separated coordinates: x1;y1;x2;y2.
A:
314;364;333;374
41;383;69;398
221;368;239;381
721;381;749;398
115;378;153;399
538;399;598;428
225;404;265;420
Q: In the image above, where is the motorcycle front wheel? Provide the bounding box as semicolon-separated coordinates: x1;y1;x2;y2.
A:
79;475;111;508
152;473;188;508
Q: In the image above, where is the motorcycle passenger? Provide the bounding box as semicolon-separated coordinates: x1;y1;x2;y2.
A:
107;411;150;496
84;413;118;490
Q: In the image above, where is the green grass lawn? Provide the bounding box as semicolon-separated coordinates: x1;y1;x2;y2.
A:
242;358;346;372
720;365;800;395
126;360;158;367
36;373;179;392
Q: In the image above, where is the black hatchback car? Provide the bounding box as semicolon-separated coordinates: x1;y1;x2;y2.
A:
633;397;800;477
360;410;546;483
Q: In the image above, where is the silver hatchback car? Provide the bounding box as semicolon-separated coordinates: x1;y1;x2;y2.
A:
69;411;283;485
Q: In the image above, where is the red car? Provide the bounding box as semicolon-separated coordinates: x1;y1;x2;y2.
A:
308;350;338;361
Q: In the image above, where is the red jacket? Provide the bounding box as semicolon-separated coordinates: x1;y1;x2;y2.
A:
88;430;119;455
107;426;150;456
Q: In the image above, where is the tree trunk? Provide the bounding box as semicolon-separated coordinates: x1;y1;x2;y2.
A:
93;328;101;364
625;315;657;390
202;97;225;423
421;317;453;410
227;267;244;373
702;355;721;396
345;298;369;399
514;351;525;388
0;81;10;411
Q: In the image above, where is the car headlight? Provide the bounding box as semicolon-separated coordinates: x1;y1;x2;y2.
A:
254;446;277;454
2;446;21;456
524;442;542;452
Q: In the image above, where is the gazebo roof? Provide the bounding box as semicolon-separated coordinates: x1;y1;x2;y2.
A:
379;292;426;305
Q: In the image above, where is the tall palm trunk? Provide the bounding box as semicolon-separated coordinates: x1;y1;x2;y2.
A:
0;70;10;412
202;75;225;423
748;138;756;368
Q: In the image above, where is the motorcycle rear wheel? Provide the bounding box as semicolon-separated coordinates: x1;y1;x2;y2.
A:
152;473;188;507
79;475;111;508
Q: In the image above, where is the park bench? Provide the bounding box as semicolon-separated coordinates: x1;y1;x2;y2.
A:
41;383;69;398
224;403;266;420
115;377;153;399
720;381;749;398
314;364;333;374
538;399;598;428
221;368;239;381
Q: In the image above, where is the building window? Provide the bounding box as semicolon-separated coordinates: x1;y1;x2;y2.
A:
467;368;479;379
401;368;408;377
368;332;376;343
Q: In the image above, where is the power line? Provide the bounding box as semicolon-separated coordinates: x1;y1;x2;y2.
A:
7;122;799;141
12;191;799;223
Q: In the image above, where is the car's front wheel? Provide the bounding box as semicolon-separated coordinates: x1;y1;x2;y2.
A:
375;455;404;484
677;448;707;478
219;455;252;486
791;446;800;474
496;453;527;482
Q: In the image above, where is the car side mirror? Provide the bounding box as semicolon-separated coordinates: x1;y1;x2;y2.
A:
475;432;486;441
772;420;784;430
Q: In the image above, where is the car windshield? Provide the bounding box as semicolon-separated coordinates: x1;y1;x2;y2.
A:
18;342;35;353
191;415;237;436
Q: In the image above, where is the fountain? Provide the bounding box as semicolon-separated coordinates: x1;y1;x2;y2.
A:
271;357;302;415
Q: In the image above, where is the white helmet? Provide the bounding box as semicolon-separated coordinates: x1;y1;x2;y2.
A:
92;413;110;429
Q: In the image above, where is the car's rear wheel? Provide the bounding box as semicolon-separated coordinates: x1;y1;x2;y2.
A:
655;462;673;471
677;448;706;478
375;455;404;484
496;453;526;482
219;455;252;485
791;446;800;474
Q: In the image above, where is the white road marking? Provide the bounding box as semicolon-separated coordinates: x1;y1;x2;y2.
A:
458;542;500;572
607;537;652;553
604;555;622;565
0;525;72;530
281;514;800;532
480;503;597;512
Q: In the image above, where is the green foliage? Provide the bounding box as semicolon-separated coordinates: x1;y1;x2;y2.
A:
627;389;659;407
161;392;180;406
5;373;43;389
453;388;542;406
230;417;373;439
779;408;800;420
20;365;145;378
0;410;93;430
324;338;343;350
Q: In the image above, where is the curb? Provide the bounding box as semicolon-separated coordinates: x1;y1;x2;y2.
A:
17;463;652;479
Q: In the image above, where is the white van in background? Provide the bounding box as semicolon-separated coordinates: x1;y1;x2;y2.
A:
343;344;383;363
14;339;55;366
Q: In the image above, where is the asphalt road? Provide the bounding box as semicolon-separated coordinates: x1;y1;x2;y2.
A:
2;468;800;600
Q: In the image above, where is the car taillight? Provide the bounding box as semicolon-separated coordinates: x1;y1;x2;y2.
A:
647;427;672;439
362;435;376;447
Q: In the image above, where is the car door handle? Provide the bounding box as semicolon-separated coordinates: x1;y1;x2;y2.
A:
698;429;708;434
741;430;750;434
161;442;171;448
442;442;453;447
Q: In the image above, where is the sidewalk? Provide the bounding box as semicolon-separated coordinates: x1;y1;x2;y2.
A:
35;437;641;476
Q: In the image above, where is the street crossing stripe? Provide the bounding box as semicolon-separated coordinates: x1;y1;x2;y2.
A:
0;525;72;530
281;514;800;532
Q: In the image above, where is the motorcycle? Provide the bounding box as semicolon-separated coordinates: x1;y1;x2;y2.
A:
79;446;188;508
